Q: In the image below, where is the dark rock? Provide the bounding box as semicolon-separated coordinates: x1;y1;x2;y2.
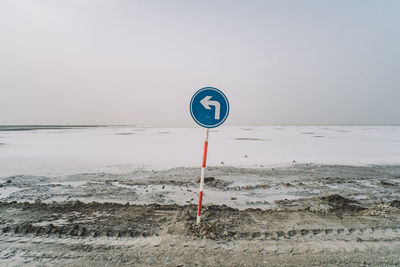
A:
390;200;400;208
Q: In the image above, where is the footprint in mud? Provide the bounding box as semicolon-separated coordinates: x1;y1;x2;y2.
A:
300;229;309;236
275;231;285;237
287;230;297;237
348;228;356;234
325;229;333;234
312;229;321;235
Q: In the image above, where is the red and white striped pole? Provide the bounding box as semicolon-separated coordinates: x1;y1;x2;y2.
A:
197;128;209;224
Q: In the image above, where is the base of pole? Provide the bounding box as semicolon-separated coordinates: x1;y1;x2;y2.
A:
196;216;201;224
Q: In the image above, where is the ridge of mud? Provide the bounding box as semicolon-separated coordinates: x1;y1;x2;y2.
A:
274;194;367;213
118;176;230;189
1;199;399;242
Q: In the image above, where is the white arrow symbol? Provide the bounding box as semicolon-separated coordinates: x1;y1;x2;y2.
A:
200;96;221;120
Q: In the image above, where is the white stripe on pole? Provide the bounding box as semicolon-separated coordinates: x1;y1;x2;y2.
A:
200;167;205;191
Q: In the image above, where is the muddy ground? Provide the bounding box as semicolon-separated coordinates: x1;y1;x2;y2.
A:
0;164;399;266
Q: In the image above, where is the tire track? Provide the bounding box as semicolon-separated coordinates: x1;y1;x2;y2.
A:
1;224;399;242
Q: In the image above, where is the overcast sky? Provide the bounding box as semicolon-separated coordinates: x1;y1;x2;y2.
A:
0;0;399;126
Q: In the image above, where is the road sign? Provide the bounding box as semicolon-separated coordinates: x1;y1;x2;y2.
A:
189;87;229;224
190;87;229;128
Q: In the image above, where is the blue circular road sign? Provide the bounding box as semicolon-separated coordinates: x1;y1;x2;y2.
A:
190;87;229;128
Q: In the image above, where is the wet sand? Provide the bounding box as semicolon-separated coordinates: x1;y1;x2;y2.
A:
0;164;399;266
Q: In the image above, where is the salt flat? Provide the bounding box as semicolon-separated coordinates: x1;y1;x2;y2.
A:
0;125;399;177
0;126;399;266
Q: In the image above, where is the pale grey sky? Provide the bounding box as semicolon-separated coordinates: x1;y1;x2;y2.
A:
0;0;399;126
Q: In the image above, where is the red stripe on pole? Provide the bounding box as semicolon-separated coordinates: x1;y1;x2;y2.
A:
197;191;203;216
197;129;209;224
202;141;208;168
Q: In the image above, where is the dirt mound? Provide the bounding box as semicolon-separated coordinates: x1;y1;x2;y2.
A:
185;220;236;240
184;205;246;240
318;194;365;212
196;177;230;189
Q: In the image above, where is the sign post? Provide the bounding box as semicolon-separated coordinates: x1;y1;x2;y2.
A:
190;87;229;224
